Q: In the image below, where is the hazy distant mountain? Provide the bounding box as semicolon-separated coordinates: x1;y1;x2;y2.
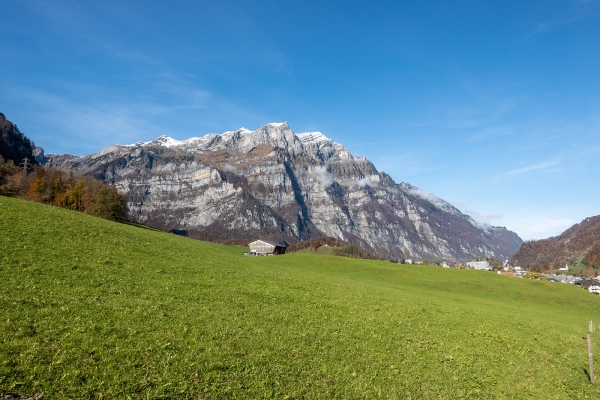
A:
43;122;522;262
511;215;600;270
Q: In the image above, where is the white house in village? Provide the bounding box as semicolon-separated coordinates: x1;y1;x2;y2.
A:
466;261;491;270
558;265;570;271
589;285;600;295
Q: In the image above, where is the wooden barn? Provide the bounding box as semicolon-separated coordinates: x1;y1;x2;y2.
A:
248;240;288;256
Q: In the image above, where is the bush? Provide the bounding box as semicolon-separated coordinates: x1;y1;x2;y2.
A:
93;187;127;221
523;271;548;280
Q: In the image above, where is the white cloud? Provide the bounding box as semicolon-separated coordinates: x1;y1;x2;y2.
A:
222;163;237;172
494;160;560;180
409;188;447;209
313;165;334;188
353;177;377;188
465;209;504;227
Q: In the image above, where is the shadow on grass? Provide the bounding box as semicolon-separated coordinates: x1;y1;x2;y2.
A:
120;220;162;232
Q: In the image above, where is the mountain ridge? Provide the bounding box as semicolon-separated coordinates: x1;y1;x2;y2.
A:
42;121;522;262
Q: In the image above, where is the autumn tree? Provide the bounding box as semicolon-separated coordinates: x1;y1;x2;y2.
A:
93;187;127;221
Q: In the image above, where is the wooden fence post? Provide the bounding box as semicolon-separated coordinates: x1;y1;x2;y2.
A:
590;320;594;332
588;334;595;385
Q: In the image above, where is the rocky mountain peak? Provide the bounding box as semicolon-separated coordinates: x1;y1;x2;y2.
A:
42;121;523;262
150;135;183;147
297;132;330;144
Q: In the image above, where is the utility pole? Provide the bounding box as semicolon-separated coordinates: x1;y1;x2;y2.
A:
20;157;31;177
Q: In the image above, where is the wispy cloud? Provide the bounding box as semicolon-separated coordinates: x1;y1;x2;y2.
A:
522;1;600;42
494;160;561;180
15;90;170;154
313;165;335;188
2;73;268;154
408;187;454;212
406;99;516;130
465;210;504;227
222;163;237;173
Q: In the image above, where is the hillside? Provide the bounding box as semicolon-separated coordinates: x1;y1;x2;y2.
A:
1;196;599;398
43;122;522;262
511;215;600;272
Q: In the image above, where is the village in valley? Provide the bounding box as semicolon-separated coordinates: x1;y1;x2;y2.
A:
245;239;600;296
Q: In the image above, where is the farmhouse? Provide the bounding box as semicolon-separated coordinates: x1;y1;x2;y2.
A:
248;240;288;256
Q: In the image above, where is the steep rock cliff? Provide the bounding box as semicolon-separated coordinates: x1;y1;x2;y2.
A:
44;122;522;261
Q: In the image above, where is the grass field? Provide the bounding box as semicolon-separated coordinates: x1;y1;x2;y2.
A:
2;195;600;399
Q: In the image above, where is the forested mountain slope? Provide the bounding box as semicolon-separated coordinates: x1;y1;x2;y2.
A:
511;215;600;271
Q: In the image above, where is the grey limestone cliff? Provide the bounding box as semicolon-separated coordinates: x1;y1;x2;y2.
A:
44;122;522;262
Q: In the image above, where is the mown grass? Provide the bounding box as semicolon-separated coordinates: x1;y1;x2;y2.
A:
1;195;600;399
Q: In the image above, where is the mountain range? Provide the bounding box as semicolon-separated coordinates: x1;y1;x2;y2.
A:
39;121;521;262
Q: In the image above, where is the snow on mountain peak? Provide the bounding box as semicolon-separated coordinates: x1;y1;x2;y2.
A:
151;135;183;148
265;122;288;128
122;124;338;156
297;132;330;144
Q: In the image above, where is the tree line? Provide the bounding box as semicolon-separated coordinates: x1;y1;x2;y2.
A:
285;236;378;259
0;156;127;221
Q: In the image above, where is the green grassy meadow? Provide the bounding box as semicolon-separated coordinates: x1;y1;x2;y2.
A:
2;196;600;399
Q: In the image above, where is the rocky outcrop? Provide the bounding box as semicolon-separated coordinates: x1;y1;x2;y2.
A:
0;113;37;165
43;122;522;262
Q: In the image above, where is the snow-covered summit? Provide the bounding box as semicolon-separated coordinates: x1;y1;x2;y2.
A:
117;123;357;161
265;122;288;128
152;135;184;148
297;132;330;144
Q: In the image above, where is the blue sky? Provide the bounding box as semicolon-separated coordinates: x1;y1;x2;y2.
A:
1;0;599;240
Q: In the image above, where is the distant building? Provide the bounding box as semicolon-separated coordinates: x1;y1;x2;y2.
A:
442;261;450;268
248;240;288;256
466;261;490;270
576;278;600;289
558;265;569;271
544;274;577;284
405;259;413;265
